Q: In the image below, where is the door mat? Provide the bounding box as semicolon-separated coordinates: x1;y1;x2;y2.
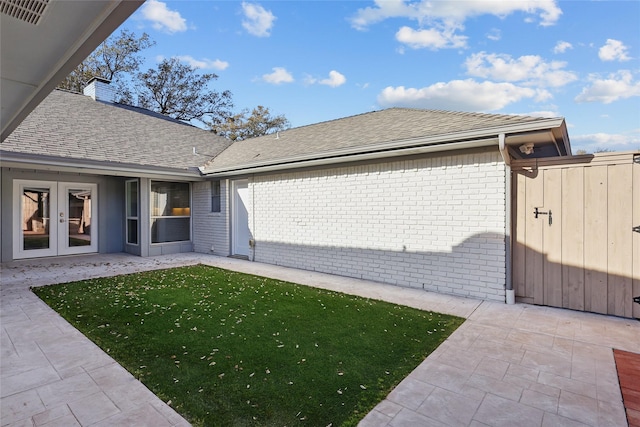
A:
614;349;640;427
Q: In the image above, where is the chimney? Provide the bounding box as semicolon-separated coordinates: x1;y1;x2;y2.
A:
83;77;115;103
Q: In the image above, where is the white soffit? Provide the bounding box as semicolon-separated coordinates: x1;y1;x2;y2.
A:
0;0;144;141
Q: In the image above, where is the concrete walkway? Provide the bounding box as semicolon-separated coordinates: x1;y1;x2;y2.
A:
1;253;638;426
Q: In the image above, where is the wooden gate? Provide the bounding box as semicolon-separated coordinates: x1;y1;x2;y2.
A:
512;151;640;318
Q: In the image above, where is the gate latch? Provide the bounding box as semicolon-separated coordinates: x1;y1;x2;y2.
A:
534;207;553;225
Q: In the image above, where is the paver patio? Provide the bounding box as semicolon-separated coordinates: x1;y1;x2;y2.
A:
1;253;638;426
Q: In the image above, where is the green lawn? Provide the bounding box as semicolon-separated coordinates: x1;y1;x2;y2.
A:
33;264;464;426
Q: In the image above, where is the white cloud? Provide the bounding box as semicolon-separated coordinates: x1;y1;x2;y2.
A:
305;71;347;87
598;39;631;62
396;26;467;50
319;70;347;87
553;41;572;54
303;74;317;85
575;70;640;104
465;52;577;87
377;79;551;111
486;29;501;41
351;1;560;51
242;2;276;37
176;55;229;71
350;0;561;30
350;0;412;30
516;110;562;118
140;0;187;34
262;67;293;85
571;131;640;152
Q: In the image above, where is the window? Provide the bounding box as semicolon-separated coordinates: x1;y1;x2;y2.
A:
125;180;138;245
211;180;221;213
151;181;190;243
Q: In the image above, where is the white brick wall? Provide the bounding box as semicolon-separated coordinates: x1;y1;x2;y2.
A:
248;151;507;301
192;180;230;256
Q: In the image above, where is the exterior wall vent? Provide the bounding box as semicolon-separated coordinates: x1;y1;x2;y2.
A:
0;0;50;25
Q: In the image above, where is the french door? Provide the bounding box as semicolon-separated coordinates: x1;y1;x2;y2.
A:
13;180;98;259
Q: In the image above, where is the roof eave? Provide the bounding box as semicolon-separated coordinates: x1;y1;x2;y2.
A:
1;151;205;180
1;1;145;141
202;117;568;177
202;137;499;177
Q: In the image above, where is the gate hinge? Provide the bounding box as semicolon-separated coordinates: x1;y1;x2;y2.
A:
634;154;640;164
634;296;640;305
634;225;640;233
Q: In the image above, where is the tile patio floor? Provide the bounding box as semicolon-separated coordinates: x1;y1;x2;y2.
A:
1;253;638;426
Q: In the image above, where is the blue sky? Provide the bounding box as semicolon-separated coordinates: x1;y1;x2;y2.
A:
119;0;639;153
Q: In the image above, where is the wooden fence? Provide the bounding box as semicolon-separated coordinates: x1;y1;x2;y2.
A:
511;151;639;318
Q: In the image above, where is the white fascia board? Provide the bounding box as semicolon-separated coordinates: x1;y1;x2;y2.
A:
0;152;204;181
203;137;499;177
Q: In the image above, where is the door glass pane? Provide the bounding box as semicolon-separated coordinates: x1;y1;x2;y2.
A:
68;189;92;247
126;180;139;245
22;187;50;250
127;219;138;245
126;180;138;217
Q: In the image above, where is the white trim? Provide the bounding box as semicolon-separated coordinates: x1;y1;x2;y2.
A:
125;179;139;246
498;133;511;166
57;182;98;256
13;180;57;259
231;179;250;257
12;180;98;259
0;151;204;180
204;138;499;177
149;180;192;245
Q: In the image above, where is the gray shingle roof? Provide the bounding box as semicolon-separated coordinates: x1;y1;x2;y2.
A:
202;108;558;173
2;92;565;177
1;89;231;171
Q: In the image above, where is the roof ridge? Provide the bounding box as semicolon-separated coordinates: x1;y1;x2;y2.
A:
384;107;550;121
110;102;198;128
54;87;84;96
54;87;206;130
283;109;386;131
283;107;546;133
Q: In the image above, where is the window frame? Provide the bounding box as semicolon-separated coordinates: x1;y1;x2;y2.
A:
211;180;221;213
125;179;139;246
149;180;192;244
